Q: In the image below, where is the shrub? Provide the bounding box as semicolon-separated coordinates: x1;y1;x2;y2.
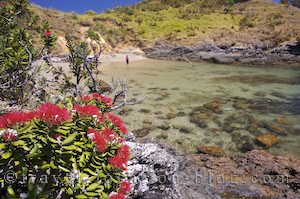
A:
0;93;131;198
0;0;56;103
85;10;97;16
239;16;255;29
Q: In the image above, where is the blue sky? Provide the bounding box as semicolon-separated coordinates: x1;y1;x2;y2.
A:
29;0;143;13
29;0;281;14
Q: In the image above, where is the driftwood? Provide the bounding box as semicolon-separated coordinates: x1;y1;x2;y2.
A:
183;56;196;67
108;78;146;110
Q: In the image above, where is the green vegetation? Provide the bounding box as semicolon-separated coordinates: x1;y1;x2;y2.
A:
29;0;300;52
0;0;56;103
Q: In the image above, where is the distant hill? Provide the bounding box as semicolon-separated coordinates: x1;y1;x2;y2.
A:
30;0;300;55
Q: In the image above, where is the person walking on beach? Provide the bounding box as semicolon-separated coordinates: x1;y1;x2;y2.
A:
126;55;129;65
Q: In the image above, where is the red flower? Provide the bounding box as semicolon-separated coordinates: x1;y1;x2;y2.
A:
101;128;117;141
109;145;130;170
0;111;37;128
93;129;107;152
97;113;105;123
81;95;91;101
73;105;99;116
108;192;125;199
37;103;70;125
43;31;53;37
119;180;131;194
91;93;112;106
117;145;130;161
109;156;126;170
0;117;6;129
105;113;128;134
81;93;112;106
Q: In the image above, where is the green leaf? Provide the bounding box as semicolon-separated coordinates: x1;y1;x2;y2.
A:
67;188;73;195
50;161;58;169
41;164;51;170
12;140;26;147
62;132;78;145
100;192;108;199
2;151;12;159
76;195;88;199
48;136;59;144
7;186;16;196
55;128;69;135
26;144;38;158
58;165;70;173
86;182;100;191
83;168;97;176
86;192;99;197
0;143;6;149
111;177;119;184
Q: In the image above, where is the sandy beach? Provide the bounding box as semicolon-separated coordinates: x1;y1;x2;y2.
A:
99;53;147;65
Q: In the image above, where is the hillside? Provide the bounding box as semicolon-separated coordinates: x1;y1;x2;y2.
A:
30;0;300;55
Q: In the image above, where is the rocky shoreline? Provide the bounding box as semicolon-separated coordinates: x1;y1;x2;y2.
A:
144;41;300;67
127;135;300;199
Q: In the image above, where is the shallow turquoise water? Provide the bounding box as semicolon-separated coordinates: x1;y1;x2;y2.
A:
100;59;300;159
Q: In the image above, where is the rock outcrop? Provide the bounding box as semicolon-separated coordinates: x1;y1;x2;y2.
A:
126;140;180;199
145;41;300;67
126;133;300;199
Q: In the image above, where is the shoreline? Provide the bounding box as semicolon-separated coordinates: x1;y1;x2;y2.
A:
52;41;300;68
144;41;300;68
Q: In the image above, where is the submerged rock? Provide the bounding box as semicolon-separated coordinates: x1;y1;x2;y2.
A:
172;124;193;134
256;133;279;148
118;107;133;116
203;100;223;114
196;145;225;157
275;116;292;126
139;109;151;114
214;75;300;85
261;122;289;136
166;112;177;120
157;123;171;131
132;126;152;138
223;112;256;133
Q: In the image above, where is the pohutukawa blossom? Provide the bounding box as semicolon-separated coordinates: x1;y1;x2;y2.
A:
118;180;131;194
37;103;70;125
109;145;130;170
101;128;118;141
90;129;107;152
117;145;130;161
108;192;125;199
0;111;37;128
43;30;53;37
81;93;112;106
105;113;128;134
73;104;99;116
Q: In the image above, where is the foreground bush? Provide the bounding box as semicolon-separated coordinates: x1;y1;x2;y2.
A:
0;93;131;199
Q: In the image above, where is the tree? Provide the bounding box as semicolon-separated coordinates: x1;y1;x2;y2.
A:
0;0;56;104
